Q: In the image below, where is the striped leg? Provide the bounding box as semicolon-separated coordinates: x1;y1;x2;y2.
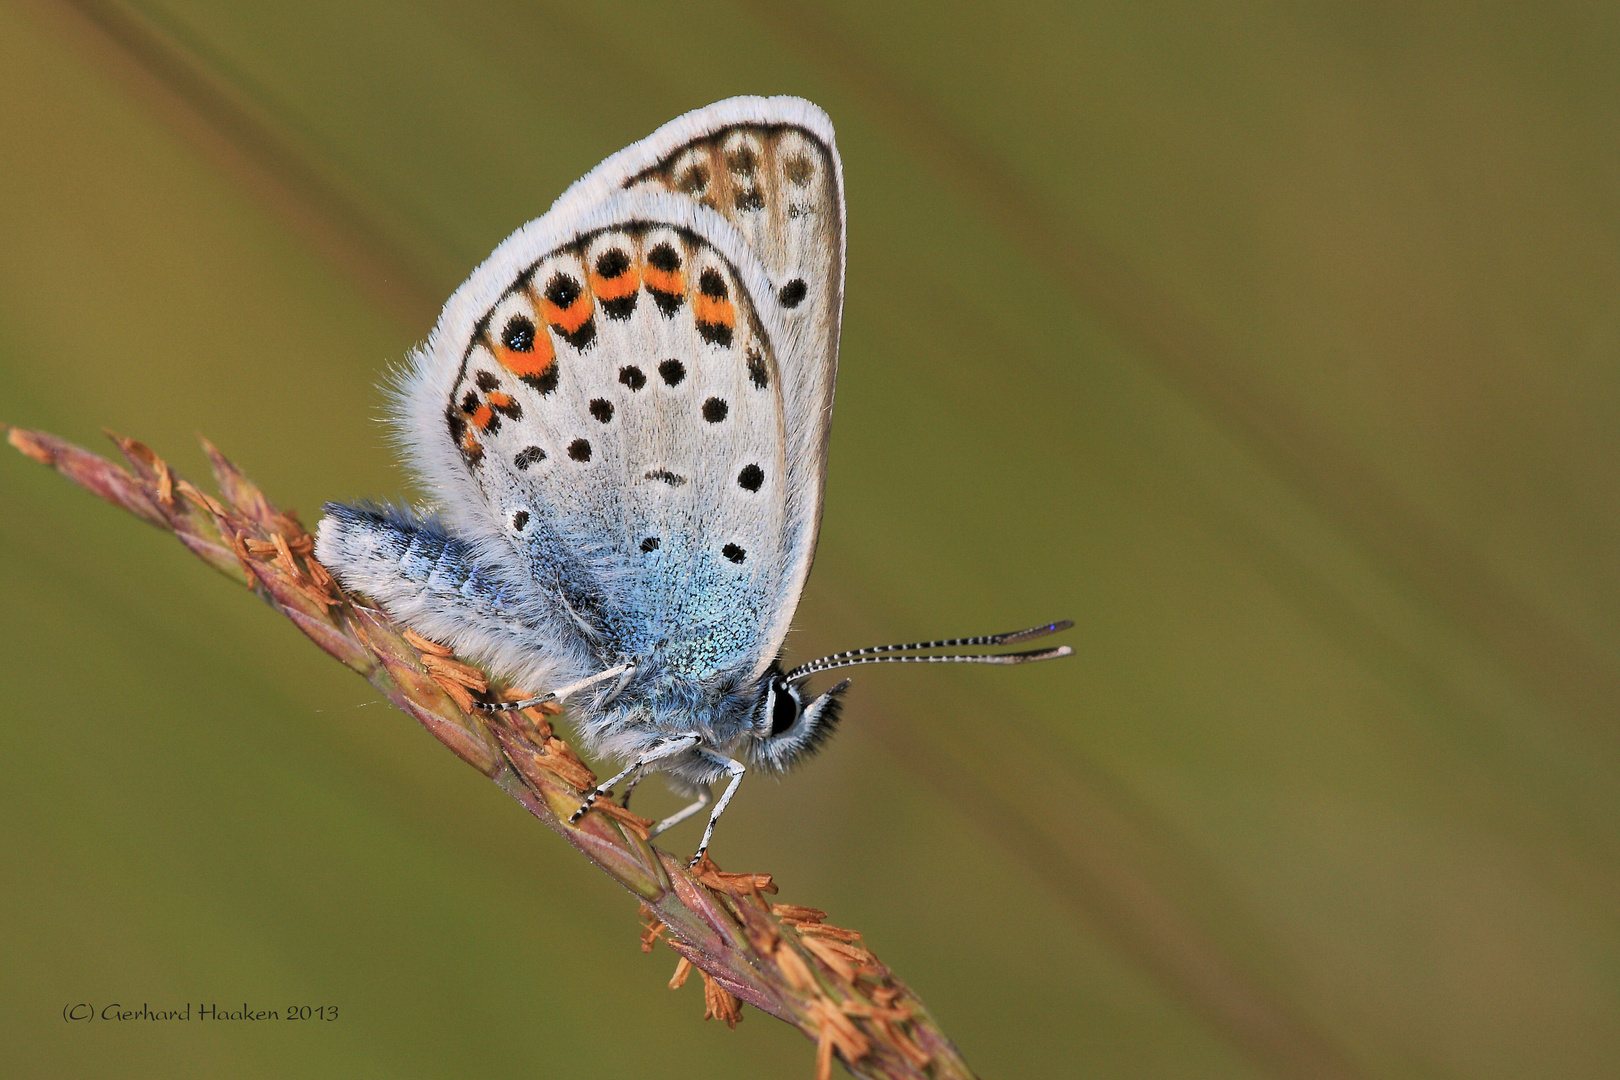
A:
618;770;647;809
568;734;700;824
481;662;635;713
689;756;746;867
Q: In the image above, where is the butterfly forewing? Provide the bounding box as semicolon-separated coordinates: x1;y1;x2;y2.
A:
443;222;790;677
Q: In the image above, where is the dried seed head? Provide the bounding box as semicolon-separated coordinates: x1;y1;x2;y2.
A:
700;969;742;1028
403;628;453;657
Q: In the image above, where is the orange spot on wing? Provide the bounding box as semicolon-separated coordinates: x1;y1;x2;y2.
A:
694;294;735;327
590;264;640;301
492;332;554;380
486;391;515;410
643;265;685;296
470;404;495;430
540;291;594;335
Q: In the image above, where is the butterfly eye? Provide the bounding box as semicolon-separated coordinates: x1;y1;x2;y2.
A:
750;677;850;774
769;679;801;735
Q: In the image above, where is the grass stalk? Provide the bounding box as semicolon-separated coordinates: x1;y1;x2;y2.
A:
8;424;976;1080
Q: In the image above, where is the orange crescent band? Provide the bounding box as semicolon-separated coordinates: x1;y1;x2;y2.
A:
540;293;594;335
492;336;554;379
590;267;640;301
693;294;736;327
643;266;685;295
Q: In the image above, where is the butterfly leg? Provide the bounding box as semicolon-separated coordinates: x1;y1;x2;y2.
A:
647;786;712;837
689;756;747;867
569;734;700;824
484;661;635;713
617;770;646;809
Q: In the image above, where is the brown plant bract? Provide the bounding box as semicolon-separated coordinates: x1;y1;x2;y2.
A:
7;425;974;1080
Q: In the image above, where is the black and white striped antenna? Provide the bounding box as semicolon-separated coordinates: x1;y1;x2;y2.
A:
783;620;1074;684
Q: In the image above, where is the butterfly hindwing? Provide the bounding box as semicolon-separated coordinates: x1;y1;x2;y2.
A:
415;200;789;680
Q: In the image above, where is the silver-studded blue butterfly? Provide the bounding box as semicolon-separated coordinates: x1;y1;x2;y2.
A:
315;97;1072;864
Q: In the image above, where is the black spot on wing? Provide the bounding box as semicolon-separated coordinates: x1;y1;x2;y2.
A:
737;464;763;491
746;348;769;389
514;446;546;470
619;365;646;390
641;536;660;552
502;315;535;352
644;469;687;487
544;273;582;308
589;398;614;423
727;146;758;177
568;438;592;462
699;268;728;299
648;243;681;272
778;279;807;308
522;365;559;396
784;154;813;185
703;397;728;423
562;319;596;350
722;543;746;564
678;165;708;194
659;359;686;386
475;370;500;391
698;322;733;347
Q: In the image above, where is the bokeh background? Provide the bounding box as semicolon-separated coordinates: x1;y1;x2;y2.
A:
3;2;1617;1077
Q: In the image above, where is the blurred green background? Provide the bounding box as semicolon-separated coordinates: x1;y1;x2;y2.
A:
3;1;1617;1077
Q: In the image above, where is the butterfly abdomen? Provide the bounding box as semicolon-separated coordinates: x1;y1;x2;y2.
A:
315;503;597;692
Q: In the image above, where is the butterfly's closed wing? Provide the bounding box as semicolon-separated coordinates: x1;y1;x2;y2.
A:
348;99;845;694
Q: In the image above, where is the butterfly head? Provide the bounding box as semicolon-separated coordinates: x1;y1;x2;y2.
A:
739;620;1079;772
746;664;851;774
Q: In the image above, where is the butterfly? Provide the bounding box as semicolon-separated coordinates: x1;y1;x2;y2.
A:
314;97;1072;865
